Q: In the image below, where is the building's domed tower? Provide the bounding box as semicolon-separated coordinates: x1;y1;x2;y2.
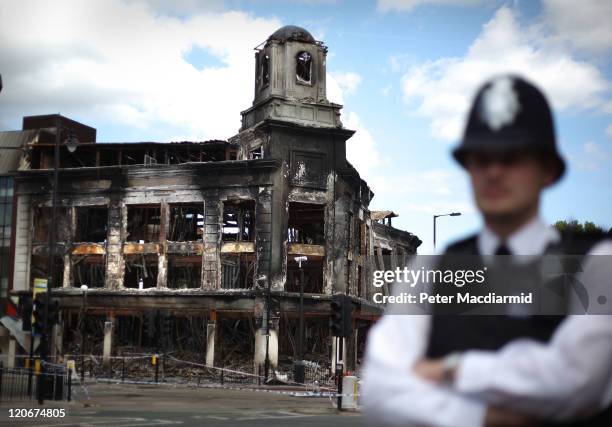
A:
231;26;359;374
240;25;342;130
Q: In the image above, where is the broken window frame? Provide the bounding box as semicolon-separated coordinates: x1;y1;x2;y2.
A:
221;200;255;242
126;205;161;243
296;51;313;84
221;253;255;289
124;254;158;289
168;204;204;242
287;202;325;245
249;146;263;160
167;255;202;289
72;254;106;288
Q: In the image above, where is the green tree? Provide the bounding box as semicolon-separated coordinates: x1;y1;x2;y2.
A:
553;219;609;235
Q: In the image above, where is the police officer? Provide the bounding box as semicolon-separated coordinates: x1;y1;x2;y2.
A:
362;75;612;427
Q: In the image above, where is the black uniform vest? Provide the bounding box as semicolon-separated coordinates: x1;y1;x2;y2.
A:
425;231;612;426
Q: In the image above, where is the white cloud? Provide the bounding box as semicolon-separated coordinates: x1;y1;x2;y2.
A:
378;0;484;13
343;112;382;179
125;0;225;15
330;72;362;98
606;124;612;139
542;0;612;54
400;6;611;142
0;0;282;140
577;141;610;171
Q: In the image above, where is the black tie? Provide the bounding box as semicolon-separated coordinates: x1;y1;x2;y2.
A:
495;243;511;255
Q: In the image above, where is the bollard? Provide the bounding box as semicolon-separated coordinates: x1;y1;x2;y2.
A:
153;355;159;383
336;363;343;411
27;360;33;397
67;372;71;402
162;353;166;383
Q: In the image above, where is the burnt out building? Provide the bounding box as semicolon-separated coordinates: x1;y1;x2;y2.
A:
7;26;421;374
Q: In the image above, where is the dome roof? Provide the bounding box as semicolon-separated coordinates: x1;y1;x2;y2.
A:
268;25;315;43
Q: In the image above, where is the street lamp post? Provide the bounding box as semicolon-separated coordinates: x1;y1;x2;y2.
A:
38;116;79;404
80;284;88;383
433;212;462;251
294;256;307;384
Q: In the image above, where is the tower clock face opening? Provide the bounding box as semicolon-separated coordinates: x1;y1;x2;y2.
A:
260;54;270;88
296;51;313;84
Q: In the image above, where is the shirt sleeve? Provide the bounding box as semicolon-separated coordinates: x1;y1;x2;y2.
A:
362;314;487;427
454;241;612;420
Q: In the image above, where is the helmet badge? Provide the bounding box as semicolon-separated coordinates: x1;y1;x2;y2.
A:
479;76;521;132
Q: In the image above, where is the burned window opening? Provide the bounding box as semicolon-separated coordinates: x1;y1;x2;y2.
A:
287;202;324;245
286;258;323;294
296;51;312;84
227;148;238;161
127;205;161;243
346;259;352;291
250;146;263;160
347;211;353;248
121;150;145;166
31;255;64;288
75;206;108;243
169;204;204;242
72;254;105;288
124;255;158;289
260;53;270;88
99;149;119;166
62;149;97;168
33;207;70;243
357;265;363;298
222;200;255;242
356;219;363;255
221;253;254;289
167;256;202;289
360;222;368;255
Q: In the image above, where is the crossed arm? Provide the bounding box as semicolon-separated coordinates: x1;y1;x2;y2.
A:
362;314;612;427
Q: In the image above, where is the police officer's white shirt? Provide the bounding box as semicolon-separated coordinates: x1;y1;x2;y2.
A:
362;216;612;427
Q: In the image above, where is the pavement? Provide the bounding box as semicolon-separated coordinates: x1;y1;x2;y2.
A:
0;382;366;427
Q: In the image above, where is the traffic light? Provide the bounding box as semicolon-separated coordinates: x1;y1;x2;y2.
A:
32;293;47;335
330;294;352;337
19;296;33;332
47;298;60;328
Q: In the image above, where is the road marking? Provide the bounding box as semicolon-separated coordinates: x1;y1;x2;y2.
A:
32;417;183;427
191;409;312;421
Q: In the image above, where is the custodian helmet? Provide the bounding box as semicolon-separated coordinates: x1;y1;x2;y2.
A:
452;74;566;183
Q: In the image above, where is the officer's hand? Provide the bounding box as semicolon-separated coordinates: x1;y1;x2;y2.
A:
484;407;540;427
413;358;445;383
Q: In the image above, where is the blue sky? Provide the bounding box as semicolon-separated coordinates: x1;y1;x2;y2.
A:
1;0;611;253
